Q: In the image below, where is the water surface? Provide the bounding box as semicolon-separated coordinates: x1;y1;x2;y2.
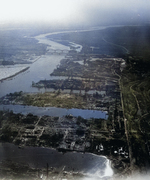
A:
0;143;113;178
0;104;108;119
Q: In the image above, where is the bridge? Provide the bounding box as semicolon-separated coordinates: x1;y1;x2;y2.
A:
47;49;70;55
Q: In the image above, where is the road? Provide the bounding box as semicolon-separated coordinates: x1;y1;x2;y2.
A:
102;37;129;54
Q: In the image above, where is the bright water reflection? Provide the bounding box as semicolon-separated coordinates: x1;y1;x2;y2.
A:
0;29;113;178
0;143;113;178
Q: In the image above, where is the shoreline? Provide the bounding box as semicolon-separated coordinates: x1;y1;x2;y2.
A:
0;66;30;82
0;142;113;180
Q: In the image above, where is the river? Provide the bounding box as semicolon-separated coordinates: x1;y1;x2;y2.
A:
0;27;108;119
0;143;113;178
0;50;68;97
0;27;113;178
0;25;124;97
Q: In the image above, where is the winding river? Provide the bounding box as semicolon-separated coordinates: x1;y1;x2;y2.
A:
0;25;124;98
0;27;114;178
0;42;68;97
0;28;108;119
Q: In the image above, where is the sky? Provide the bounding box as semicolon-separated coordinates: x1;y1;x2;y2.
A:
0;0;150;27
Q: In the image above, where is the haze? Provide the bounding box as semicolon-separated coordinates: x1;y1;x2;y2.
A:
1;0;150;27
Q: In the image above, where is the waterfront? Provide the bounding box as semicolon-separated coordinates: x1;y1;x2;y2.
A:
0;31;70;97
0;25;123;98
0;0;149;176
0;27;125;179
0;143;113;179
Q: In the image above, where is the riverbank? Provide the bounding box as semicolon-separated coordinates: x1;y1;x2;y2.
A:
0;142;113;180
1;25;149;179
0;28;127;179
0;110;128;179
0;104;108;119
0;66;30;82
